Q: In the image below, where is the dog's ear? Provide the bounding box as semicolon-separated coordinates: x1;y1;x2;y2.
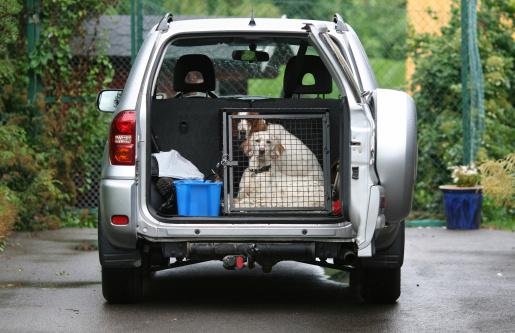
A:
272;142;285;160
249;118;267;135
241;139;253;157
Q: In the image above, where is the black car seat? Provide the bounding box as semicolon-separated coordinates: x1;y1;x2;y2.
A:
173;54;217;98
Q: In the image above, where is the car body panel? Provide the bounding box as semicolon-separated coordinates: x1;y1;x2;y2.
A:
98;16;416;260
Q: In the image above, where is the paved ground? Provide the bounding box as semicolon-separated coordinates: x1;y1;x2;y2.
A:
0;227;514;333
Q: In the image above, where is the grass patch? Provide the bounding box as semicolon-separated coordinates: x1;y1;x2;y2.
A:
248;65;285;97
481;218;515;231
248;57;406;97
248;65;344;98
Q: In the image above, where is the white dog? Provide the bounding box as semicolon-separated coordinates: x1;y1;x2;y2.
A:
236;113;323;181
234;130;324;209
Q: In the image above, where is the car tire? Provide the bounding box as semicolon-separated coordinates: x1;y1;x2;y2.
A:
102;266;144;304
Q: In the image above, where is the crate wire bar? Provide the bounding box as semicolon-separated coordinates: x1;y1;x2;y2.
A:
223;110;331;213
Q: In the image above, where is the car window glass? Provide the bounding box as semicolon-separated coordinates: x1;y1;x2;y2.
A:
154;37;341;99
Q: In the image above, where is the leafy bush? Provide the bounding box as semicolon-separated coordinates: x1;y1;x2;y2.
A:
0;0;116;237
0;185;18;250
480;154;514;207
0;124;67;230
409;1;514;214
0;0;21;84
480;154;515;230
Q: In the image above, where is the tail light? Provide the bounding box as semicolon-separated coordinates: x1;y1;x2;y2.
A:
111;215;129;225
109;111;136;165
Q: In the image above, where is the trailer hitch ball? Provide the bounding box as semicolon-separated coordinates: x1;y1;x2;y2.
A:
222;255;246;270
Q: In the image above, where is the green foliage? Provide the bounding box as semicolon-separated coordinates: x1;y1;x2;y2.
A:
0;124;67;230
480;154;514;230
0;0;21;84
113;0;281;17
61;209;98;228
449;164;481;187
272;0;407;60
409;1;514;214
113;0;406;61
161;0;281;17
369;58;406;90
0;185;18;249
479;153;514;208
30;0;116;209
0;0;117;233
482;197;515;231
248;58;405;97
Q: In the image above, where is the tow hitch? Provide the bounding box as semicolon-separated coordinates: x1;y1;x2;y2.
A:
222;255;248;270
162;242;357;273
188;242;316;273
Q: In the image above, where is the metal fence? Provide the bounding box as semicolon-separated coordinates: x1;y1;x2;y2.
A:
75;0;459;218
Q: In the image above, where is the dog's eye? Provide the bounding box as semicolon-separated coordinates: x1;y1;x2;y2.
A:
266;140;271;144
255;139;260;143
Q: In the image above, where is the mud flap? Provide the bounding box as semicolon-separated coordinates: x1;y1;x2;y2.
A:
98;214;141;268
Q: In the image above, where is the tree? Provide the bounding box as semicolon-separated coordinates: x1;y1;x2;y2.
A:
0;0;21;85
409;0;514;213
1;0;117;233
272;0;407;60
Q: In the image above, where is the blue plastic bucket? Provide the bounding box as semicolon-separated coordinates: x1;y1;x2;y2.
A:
173;180;222;216
441;187;482;230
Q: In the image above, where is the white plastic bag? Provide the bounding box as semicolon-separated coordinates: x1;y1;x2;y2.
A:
152;150;204;179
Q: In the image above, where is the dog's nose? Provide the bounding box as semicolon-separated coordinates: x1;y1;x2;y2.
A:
259;149;265;156
238;130;246;140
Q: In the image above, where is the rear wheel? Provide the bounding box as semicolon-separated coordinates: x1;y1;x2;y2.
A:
102;267;144;303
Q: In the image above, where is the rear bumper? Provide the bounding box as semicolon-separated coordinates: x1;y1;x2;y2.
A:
100;178;356;251
138;220;355;243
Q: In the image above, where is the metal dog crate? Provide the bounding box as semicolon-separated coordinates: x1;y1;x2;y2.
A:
222;109;331;214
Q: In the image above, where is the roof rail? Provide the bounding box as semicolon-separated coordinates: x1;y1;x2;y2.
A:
157;13;174;32
333;13;347;33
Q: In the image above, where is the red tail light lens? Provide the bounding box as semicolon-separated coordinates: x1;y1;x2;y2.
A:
111;215;129;225
109;111;136;165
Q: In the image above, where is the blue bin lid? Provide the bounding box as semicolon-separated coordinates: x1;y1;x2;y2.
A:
174;179;222;186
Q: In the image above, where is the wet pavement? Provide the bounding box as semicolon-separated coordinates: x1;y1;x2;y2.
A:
0;227;514;332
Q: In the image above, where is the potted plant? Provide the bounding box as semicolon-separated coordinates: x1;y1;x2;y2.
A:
439;164;482;229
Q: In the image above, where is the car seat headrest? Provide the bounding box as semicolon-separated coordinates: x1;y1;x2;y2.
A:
173;54;216;93
283;55;332;98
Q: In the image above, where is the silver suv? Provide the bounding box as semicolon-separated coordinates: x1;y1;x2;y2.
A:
97;13;417;304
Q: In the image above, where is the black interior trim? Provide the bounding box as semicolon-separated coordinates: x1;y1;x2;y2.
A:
148;97;347;223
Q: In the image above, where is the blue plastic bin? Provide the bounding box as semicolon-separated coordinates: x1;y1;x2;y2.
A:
441;187;482;230
173;180;222;216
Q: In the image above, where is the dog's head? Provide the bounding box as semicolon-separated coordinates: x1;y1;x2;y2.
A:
234;112;268;139
242;130;284;164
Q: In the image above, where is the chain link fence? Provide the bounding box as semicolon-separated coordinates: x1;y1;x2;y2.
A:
75;0;456;219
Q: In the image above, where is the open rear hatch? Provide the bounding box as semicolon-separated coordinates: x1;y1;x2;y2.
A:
144;35;350;224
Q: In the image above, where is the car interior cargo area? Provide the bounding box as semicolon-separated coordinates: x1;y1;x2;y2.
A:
146;37;348;222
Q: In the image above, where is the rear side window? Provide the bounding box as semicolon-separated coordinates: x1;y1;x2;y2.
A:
153;36;340;99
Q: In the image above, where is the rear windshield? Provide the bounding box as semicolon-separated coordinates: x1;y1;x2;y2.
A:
153;36;340;99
